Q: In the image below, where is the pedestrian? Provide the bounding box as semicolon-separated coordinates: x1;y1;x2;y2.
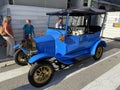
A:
23;19;35;39
2;16;15;57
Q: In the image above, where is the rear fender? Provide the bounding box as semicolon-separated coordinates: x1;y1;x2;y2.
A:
28;53;51;64
90;40;106;56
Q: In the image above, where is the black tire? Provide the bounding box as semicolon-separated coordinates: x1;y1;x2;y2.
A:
28;62;54;87
93;45;103;60
14;49;27;66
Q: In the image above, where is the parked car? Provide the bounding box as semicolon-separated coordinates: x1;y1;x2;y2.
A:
14;7;106;87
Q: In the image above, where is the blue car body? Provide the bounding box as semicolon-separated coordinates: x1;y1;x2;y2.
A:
28;30;106;65
14;8;106;65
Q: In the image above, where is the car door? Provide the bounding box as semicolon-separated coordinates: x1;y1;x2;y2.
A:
65;34;89;54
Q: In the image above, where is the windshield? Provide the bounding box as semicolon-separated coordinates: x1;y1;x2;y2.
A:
48;16;67;30
68;15;105;27
67;14;105;35
68;16;87;27
47;14;105;35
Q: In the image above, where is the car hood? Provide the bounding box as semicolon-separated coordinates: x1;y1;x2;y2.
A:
33;35;55;55
33;35;55;43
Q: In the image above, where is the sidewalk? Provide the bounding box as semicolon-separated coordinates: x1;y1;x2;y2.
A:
0;45;13;62
0;45;14;67
0;44;14;68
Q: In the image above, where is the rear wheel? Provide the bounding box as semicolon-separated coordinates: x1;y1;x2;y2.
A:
93;45;103;60
28;62;54;87
14;49;27;66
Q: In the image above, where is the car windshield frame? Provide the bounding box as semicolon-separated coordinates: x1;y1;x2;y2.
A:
46;7;106;16
47;15;66;30
46;7;106;35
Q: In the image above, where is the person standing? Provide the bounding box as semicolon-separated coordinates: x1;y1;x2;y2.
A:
23;19;35;39
2;16;15;57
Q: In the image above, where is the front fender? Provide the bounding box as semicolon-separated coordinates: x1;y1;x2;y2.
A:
13;44;20;49
90;40;106;56
22;48;27;55
28;53;51;64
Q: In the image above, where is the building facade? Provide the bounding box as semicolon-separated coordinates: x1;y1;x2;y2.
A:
0;0;67;9
67;0;120;11
92;0;120;11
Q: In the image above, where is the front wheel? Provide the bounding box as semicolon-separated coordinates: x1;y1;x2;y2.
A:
14;49;27;66
93;45;103;60
28;62;54;87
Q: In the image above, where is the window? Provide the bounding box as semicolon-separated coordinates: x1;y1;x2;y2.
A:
99;5;106;10
84;0;88;6
9;0;14;5
84;0;93;7
67;0;72;9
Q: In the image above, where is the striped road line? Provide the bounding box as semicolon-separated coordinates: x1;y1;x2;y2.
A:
81;62;120;90
0;66;29;83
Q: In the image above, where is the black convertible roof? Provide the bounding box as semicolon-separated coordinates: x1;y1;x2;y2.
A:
46;7;106;16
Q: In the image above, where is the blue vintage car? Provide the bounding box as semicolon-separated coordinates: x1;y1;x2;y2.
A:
14;7;106;87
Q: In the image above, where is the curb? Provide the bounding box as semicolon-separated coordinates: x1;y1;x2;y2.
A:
0;60;15;68
0;57;13;62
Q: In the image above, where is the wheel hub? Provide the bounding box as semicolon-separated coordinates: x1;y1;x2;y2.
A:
18;52;27;63
96;47;102;58
34;66;52;84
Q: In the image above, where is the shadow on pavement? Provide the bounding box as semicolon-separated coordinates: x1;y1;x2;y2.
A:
13;55;98;90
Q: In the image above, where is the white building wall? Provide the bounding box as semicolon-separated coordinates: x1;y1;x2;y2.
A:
102;12;120;39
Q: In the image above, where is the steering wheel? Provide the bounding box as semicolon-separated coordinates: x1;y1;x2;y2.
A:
61;24;66;29
67;26;72;34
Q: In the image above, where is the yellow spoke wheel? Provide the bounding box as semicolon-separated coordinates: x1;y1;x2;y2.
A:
14;49;27;66
93;45;103;60
28;62;54;87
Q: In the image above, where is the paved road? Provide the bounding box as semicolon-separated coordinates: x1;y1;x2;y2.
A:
0;38;120;90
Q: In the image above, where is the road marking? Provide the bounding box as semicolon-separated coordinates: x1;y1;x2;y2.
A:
64;48;120;79
0;66;29;83
0;48;119;83
81;63;120;90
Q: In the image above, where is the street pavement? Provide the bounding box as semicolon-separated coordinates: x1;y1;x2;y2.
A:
0;38;120;90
